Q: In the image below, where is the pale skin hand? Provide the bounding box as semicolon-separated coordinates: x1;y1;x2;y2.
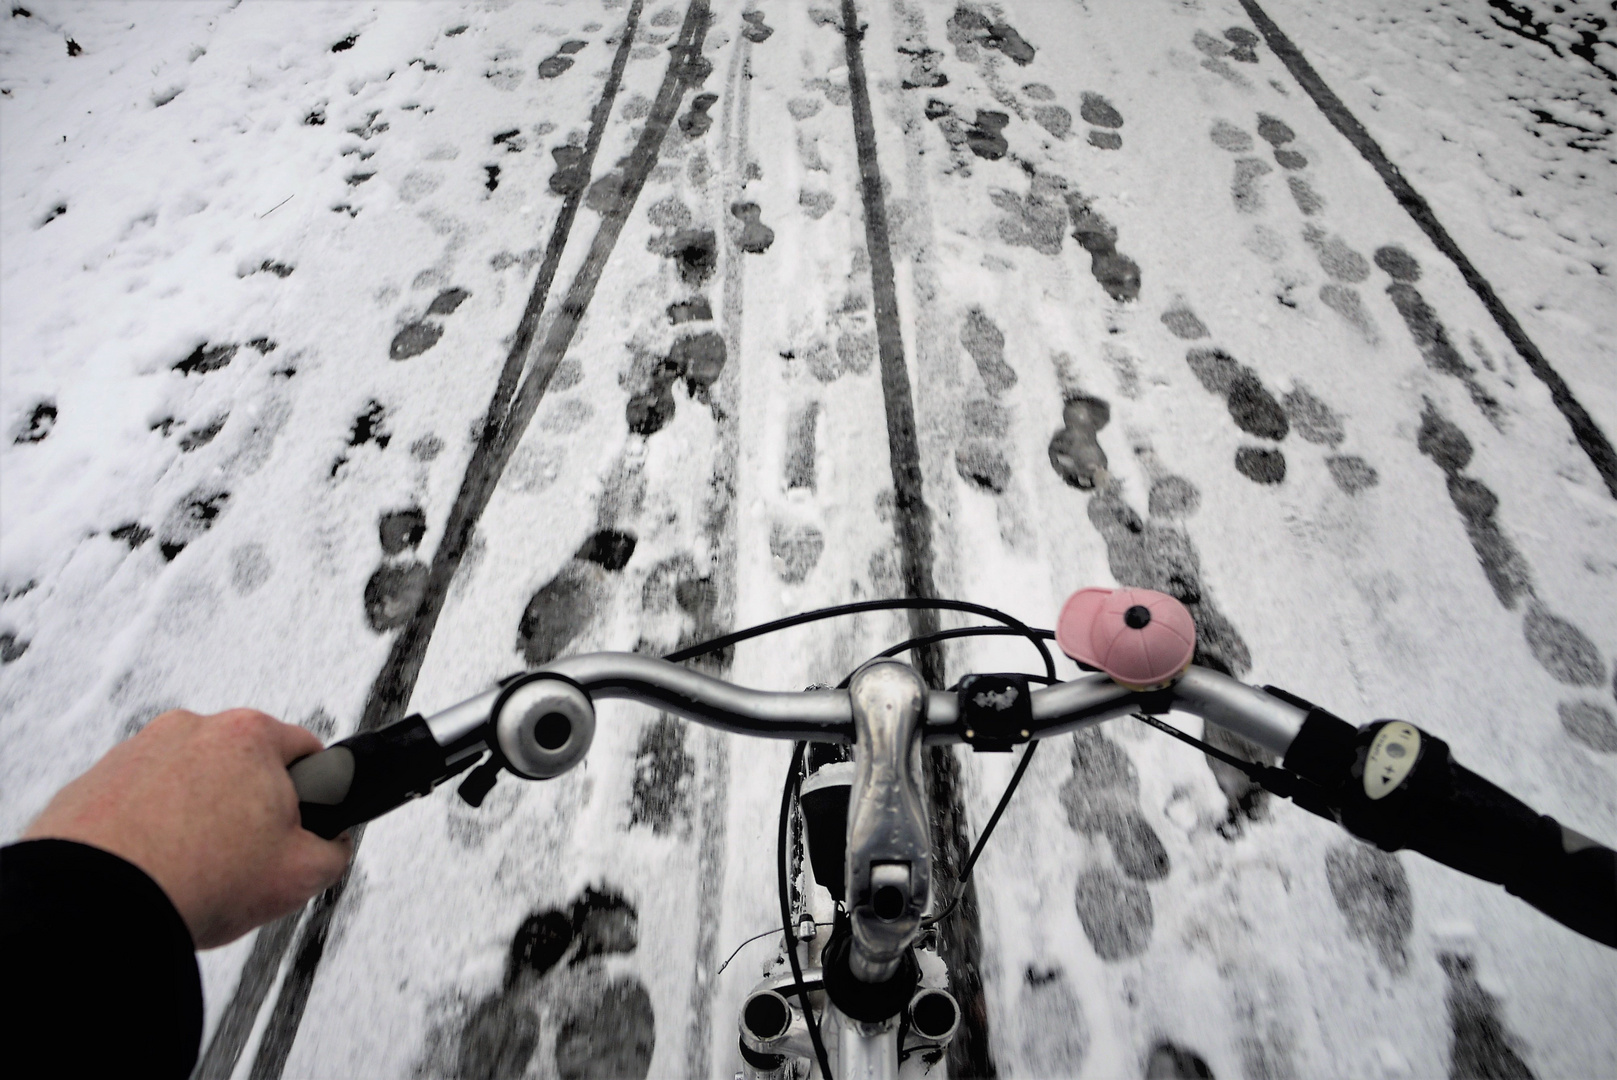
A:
23;708;352;949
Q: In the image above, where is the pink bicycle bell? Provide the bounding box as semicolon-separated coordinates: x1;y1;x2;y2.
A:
1056;587;1197;690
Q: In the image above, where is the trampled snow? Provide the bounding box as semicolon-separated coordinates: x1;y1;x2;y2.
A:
2;1;1614;1078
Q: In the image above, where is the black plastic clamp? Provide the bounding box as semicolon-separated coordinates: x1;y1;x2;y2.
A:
954;673;1032;752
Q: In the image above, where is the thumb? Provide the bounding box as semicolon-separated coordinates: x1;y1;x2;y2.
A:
292;829;354;893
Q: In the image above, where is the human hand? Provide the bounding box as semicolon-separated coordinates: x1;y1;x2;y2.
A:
23;708;353;948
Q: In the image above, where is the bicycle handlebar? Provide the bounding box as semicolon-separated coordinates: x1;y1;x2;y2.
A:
288;653;1616;949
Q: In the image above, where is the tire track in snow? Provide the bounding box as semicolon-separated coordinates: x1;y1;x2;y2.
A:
678;18;762;1074
841;1;1002;1074
206;6;726;1077
1235;0;1617;501
838;0;944;674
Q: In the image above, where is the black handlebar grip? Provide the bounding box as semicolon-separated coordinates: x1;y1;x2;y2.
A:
1278;702;1617;949
290;715;450;840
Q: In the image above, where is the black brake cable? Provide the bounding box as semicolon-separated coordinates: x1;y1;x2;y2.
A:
922;737;1040;930
778;740;834;1080
677;602;1066;1080
842;624;1058;686
849;623;1060;930
714;921;833;976
664;597;1057;678
1130;711;1324;806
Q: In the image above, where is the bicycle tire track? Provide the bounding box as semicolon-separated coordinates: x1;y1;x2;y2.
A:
198;2;647;1058
1235;0;1617;501
680;18;761;1074
838;0;944;677
840;2;1000;1075
221;5;728;1077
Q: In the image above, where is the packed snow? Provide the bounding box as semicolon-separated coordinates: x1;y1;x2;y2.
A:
2;1;1614;1078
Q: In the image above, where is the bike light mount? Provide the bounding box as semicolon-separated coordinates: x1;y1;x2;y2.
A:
955;672;1033;751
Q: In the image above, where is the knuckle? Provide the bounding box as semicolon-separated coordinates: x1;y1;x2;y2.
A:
145;709;199;734
220;708;275;739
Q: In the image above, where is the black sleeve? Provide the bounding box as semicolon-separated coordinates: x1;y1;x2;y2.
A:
1;839;203;1078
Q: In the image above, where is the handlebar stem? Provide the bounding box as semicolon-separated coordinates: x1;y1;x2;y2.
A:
844;662;932;984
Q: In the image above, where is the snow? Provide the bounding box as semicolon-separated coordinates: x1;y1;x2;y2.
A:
3;1;1615;1078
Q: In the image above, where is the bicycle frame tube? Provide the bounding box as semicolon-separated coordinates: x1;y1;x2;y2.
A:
835;1011;899;1080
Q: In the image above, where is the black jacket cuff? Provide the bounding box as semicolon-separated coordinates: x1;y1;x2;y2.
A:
1;838;203;1077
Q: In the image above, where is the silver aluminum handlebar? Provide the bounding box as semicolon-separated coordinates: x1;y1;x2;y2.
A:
422;653;1310;761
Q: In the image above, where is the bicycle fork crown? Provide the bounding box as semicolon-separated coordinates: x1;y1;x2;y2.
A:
845;661;932;983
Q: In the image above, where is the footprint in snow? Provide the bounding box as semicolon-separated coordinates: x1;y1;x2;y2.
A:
953;308;1019;495
1019;80;1071;138
1325;841;1413;972
1067;189;1142;302
1179;331;1292;486
1146;1041;1217;1078
1417;400;1609;701
1301;225;1378;343
12;401;57;444
799;189;835;220
441;888;654;1080
679;92;718;138
652;227;718;285
960;307;1017;393
1375;245;1502;425
992;169;1068;255
391;287;471;360
0;632;29;665
957;398;1013;495
1191;29;1252;89
515;531;638;665
537;40;587;80
631;556;728;831
550;141;589;196
1559;700;1617;753
1255;113;1326;215
1017;966;1089;1075
1048;393;1110;492
769;522;825;584
740;10;773;43
900;45;947;89
364;507;429;633
623;322;727;437
172;341;238;375
1061;728;1171;883
785;402;820;491
965;109;1010;159
730;201;774;252
1079;92;1122;150
1439;952;1536;1080
229;542;272;596
945;6;1036;66
1224;26;1261;63
158;488;230;561
1072;865;1153;961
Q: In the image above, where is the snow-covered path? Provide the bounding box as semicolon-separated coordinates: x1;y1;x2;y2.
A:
3;2;1615;1078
